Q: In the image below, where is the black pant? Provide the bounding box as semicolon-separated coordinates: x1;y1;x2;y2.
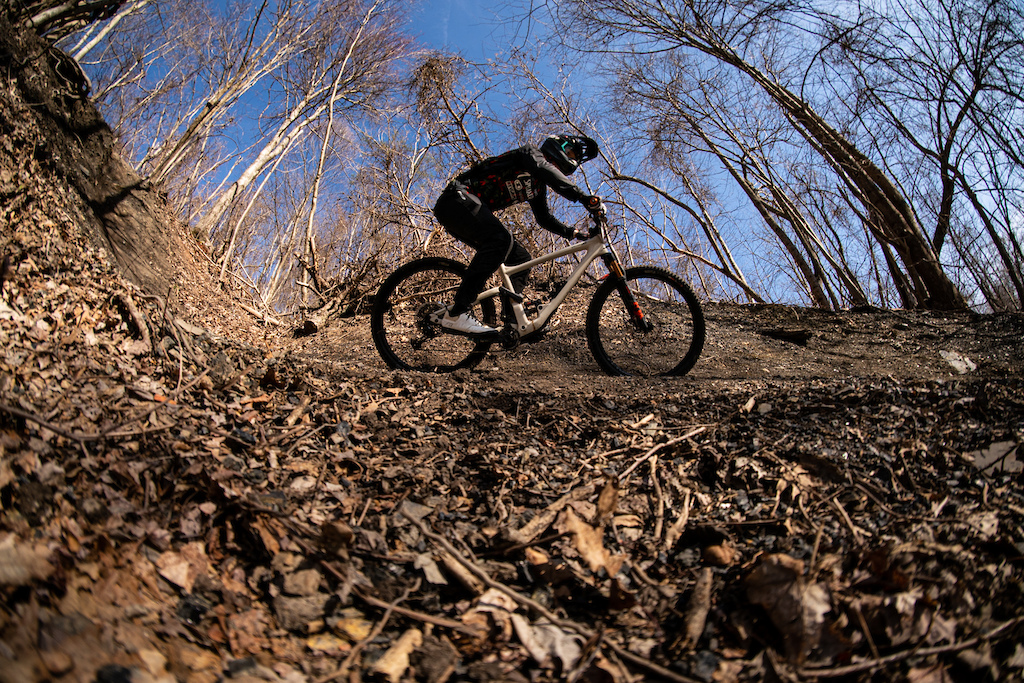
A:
433;185;531;314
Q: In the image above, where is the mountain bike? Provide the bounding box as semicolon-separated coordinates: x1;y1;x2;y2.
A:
370;209;705;377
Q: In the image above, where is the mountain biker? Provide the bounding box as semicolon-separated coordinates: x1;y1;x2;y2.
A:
432;134;603;336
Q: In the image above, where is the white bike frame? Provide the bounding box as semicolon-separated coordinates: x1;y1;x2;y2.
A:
474;232;611;337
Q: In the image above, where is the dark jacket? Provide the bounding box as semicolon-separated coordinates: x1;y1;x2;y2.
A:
452;144;587;238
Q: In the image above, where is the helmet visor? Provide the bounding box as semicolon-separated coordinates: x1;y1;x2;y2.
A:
561;140;578;161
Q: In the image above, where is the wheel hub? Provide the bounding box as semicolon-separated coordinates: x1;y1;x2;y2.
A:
416;302;446;338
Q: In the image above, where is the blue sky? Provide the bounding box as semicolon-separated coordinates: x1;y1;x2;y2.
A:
410;0;514;61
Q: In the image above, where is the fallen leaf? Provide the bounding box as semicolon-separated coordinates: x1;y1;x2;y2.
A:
525;547;550;566
558;507;624;576
319;520;354;557
0;534;54;586
510;485;595;544
596;477;618;524
907;663;953;682
283;568;323;596
228;609;270;655
510;614;583;670
971;441;1021;474
703;543;736;567
369;628;422;683
307;633;351;654
612;514;643;528
745;553;831;664
966;510;999;540
462;588;517;640
1007;643;1024;670
334;608;374;641
155;541;211;593
415;552;448;585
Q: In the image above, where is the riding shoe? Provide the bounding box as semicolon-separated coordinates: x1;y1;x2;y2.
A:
441;311;498;336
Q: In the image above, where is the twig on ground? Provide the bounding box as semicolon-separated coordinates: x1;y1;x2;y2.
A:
851;600;881;662
354;588;481;637
1;401;96;441
831;496;868;545
651;456;666;542
476;531;571;558
798;616;1024;679
664;489;692;551
678;567;713;651
0;401;173;442
403;508;703;683
618;426;708;482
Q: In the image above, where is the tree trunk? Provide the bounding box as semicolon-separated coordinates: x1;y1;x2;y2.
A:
559;0;968;309
1;13;200;297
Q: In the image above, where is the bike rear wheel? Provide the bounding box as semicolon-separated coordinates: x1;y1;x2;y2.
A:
586;266;705;377
370;257;497;372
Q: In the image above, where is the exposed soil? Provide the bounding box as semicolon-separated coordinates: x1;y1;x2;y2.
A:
293;281;1024;391
2;16;1024;683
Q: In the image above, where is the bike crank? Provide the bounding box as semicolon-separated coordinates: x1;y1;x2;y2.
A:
500;328;521;350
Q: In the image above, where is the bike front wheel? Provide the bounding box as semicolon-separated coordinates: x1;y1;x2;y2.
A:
370;257;497;372
586;266;705;377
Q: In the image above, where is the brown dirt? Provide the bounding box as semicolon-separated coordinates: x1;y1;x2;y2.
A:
3;15;1024;682
7;207;1022;682
290;286;1024;392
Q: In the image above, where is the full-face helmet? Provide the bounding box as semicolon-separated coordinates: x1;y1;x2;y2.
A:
540;134;599;175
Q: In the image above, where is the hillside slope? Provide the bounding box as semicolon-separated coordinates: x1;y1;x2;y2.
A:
3;18;1024;683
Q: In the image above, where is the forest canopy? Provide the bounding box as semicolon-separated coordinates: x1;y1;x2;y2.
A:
10;0;1024;314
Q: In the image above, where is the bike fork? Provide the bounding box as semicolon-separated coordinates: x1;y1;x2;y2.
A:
602;255;653;332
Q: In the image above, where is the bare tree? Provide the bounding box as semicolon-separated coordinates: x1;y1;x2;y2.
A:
819;0;1024;309
62;0;149;60
11;0;124;39
288;124;448;318
410;53;490;163
69;0;299;221
545;0;969;309
146;1;305;187
590;49;869;307
610;171;766;302
196;0;408;250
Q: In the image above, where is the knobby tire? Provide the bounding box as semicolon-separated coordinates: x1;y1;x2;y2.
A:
586;266;705;377
370;257;497;372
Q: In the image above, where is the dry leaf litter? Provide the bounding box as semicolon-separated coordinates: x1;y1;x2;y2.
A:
2;42;1024;683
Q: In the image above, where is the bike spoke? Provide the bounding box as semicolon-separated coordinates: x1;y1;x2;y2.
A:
371;259;497;372
586;267;705;377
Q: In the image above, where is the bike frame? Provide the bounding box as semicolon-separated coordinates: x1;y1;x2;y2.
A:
474;221;621;338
